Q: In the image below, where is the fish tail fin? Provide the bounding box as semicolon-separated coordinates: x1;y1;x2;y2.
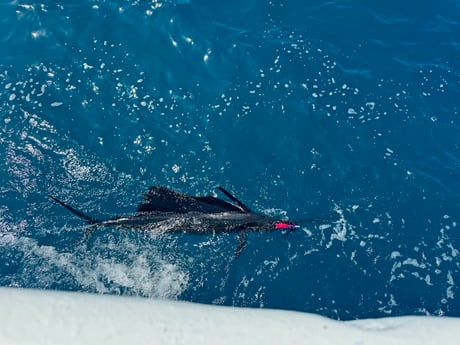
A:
49;195;100;225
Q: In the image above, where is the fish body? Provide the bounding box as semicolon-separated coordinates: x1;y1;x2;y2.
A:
50;186;297;257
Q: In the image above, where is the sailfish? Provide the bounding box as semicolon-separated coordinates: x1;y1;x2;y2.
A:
50;186;304;257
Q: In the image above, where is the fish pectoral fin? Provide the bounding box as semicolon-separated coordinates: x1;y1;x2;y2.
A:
235;231;247;259
83;225;96;241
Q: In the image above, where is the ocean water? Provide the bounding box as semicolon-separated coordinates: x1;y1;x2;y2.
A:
1;0;459;320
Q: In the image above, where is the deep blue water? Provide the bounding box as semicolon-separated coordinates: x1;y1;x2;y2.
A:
1;0;459;320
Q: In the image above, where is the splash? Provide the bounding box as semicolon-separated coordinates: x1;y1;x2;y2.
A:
0;231;189;299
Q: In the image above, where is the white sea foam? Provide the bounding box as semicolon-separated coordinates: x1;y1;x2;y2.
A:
0;233;188;299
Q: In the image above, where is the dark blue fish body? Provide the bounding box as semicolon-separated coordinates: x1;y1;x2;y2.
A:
50;186;297;257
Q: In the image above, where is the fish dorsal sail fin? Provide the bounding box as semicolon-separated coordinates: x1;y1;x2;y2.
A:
137;186;247;214
137;186;197;213
193;196;244;213
217;186;251;213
